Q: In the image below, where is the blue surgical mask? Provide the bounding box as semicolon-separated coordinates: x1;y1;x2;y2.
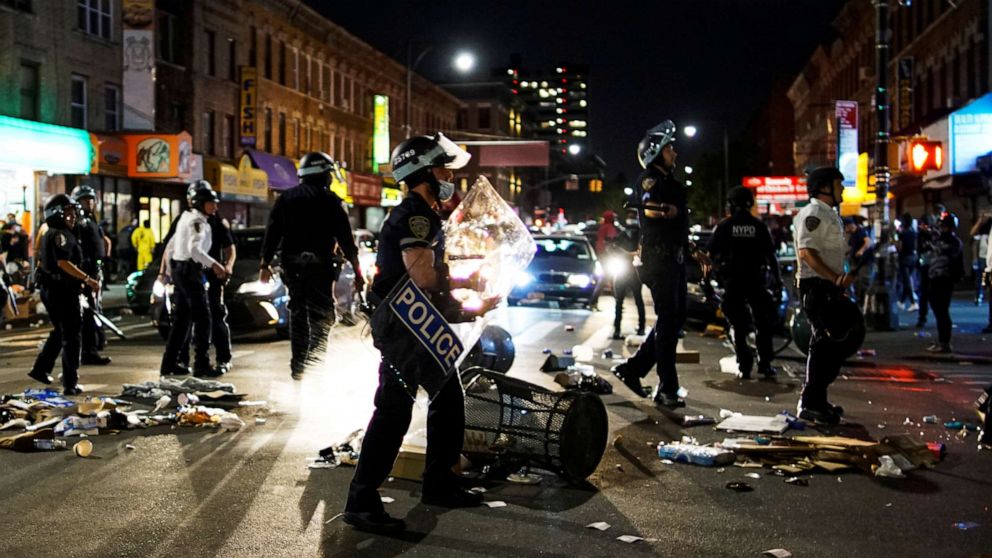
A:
438;180;455;202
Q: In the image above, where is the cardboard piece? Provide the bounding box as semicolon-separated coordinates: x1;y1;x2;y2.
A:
716;414;790;434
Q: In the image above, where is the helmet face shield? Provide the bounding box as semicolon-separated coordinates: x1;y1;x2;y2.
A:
433;133;471;170
638;120;677;168
391;133;471;185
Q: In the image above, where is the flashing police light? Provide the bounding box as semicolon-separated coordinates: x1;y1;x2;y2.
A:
908;139;944;174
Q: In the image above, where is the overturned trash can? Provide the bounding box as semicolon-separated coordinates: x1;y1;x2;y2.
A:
462;369;608;482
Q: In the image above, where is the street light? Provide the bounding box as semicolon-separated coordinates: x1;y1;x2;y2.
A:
684;165;693;174
683;125;698;138
682;124;730;214
406;44;475;138
623;187;633;196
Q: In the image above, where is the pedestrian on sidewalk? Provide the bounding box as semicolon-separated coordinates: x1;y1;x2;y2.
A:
345;134;493;534
27;195;101;395
895;213;918;311
259;152;363;380
925;212;964;354
706;186;782;380
792;167;855;425
611;120;694;409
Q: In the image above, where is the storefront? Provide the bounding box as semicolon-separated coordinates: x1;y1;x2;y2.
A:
0;115;95;240
205;154;270;228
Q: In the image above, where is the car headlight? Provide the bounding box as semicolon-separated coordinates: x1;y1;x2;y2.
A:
594;261;604;277
238;280;275;296
567;273;591;288
152;279;166;298
515;271;535;287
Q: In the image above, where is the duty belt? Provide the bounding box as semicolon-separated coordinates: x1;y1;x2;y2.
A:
287;251;328;265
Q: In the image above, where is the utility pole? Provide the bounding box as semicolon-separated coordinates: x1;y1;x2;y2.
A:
866;0;899;331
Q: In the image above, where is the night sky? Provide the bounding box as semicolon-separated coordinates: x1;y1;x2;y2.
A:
309;0;845;180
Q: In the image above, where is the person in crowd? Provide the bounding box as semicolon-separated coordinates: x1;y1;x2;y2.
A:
117;218;138;276
970;213;991;306
70;185;111;366
925;212;964;354
131;219;156;271
895;213;918;312
915;207;942;328
610;209;645;340
844;216;875;307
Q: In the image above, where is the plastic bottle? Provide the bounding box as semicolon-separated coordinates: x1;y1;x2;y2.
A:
657;442;735;466
33;439;67;451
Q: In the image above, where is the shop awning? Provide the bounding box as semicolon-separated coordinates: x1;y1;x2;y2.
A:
245;149;297;190
0;115;94;174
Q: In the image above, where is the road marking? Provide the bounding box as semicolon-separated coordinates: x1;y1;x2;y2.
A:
513;320;560;345
579;325;612;351
231;350;255;359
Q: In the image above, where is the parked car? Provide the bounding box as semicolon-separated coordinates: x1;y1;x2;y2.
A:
148;227;290;339
508;234;603;309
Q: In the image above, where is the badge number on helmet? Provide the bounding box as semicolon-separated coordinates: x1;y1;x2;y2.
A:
409;216;431;240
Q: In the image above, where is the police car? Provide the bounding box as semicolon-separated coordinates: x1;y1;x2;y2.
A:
509;234;603;309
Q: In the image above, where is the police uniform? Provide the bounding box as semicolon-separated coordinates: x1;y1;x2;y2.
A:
926;229;963;350
347;190;466;515
161;209;218;375
74;208;108;359
30;226;84;391
260;180;358;376
794;197;847;412
621;165;689;400
707;210;780;377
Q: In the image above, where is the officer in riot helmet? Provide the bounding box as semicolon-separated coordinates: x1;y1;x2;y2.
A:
259;152;363;380
612;120;693;408
792;166;857;425
70;184;112;366
160;181;228;377
344;133;498;534
706;186;782;379
28;194;101;395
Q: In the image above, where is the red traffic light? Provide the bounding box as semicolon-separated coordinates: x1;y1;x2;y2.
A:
908;139;944;174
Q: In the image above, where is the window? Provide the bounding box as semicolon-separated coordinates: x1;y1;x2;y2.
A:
342;76;351;110
263;34;272;79
323;65;331;102
478;106;491;129
278;113;286;155
204;30;216;76
302;53;310;94
264;108;273;151
227;38;237;81
157;11;178;64
77;0;112;41
293;118;300;155
202;111;215;154
278;41;286;85
19;62;39;120
248;27;257;68
223;114;235;158
104;84;120;130
71;74;87;129
291;48;299;91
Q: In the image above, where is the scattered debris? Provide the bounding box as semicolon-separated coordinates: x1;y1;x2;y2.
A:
124;444;135;450
483;501;507;508
857;349;876;358
72;439;93;458
725;481;753;492
681;415;717;427
762;550;793;558
380;496;395;504
602;349;614;359
716;413;791;434
616;535;656;544
657;442;735;467
507;471;543;484
873;455;906;478
586;522;611;531
744;472;761;479
923;415;939;424
564;325;575;332
953;521;980;530
785;477;808;487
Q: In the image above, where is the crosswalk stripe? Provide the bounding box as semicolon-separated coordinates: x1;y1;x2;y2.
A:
513;320;560;345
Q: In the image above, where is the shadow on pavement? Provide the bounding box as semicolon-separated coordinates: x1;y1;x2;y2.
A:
703;378;798;397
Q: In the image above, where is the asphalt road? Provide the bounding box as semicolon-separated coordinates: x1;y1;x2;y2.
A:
1;295;991;557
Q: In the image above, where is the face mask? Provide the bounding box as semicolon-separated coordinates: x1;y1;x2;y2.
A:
438;180;455;202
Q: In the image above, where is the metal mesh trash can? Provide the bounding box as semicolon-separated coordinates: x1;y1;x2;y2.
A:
462;369;608;482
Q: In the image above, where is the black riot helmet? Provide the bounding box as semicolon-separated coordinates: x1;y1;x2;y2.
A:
187;179;219;211
805;166;844;201
44;194;80;228
938;211;959;231
726;186;755;213
636;120;677;169
70;184;97;202
298;151;343;187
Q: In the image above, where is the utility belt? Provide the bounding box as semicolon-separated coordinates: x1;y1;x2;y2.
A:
638;240;684;272
797;277;838;293
34;267;81;290
285;251;331;266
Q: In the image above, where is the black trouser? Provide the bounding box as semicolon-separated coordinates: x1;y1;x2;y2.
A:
626;259;687;397
799;278;845;409
917;264;931;324
284;263;336;373
613;271;645;335
928;275;954;345
179;277;232;366
31;283;82;389
721;280;776;374
347;363;465;514
163;260;211;372
897;256;917;305
80;284;106;357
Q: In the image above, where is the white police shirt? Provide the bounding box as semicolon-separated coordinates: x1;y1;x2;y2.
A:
794;198;845;280
168;209;218;269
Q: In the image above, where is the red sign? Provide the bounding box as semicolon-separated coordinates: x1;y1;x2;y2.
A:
742;176;808;203
348;172;383;206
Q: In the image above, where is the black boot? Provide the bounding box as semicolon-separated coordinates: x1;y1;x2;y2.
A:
343;511;406;534
611;363;646;397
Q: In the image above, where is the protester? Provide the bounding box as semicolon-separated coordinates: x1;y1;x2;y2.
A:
131;220;156;271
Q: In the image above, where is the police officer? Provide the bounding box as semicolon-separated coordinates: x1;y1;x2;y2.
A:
793;167;854;425
160;181;237;374
159;182;227;377
345;133;496;534
28;195;101;395
925;212;963;353
259;152;362;380
70;185;112;366
610;210;645;340
611;120;691;408
706;186;782;379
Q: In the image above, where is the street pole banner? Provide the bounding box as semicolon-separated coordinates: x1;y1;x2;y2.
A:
835;100;859;187
122;0;155;130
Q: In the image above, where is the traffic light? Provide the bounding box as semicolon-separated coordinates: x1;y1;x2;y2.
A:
589;179;603;192
907;139;944;174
